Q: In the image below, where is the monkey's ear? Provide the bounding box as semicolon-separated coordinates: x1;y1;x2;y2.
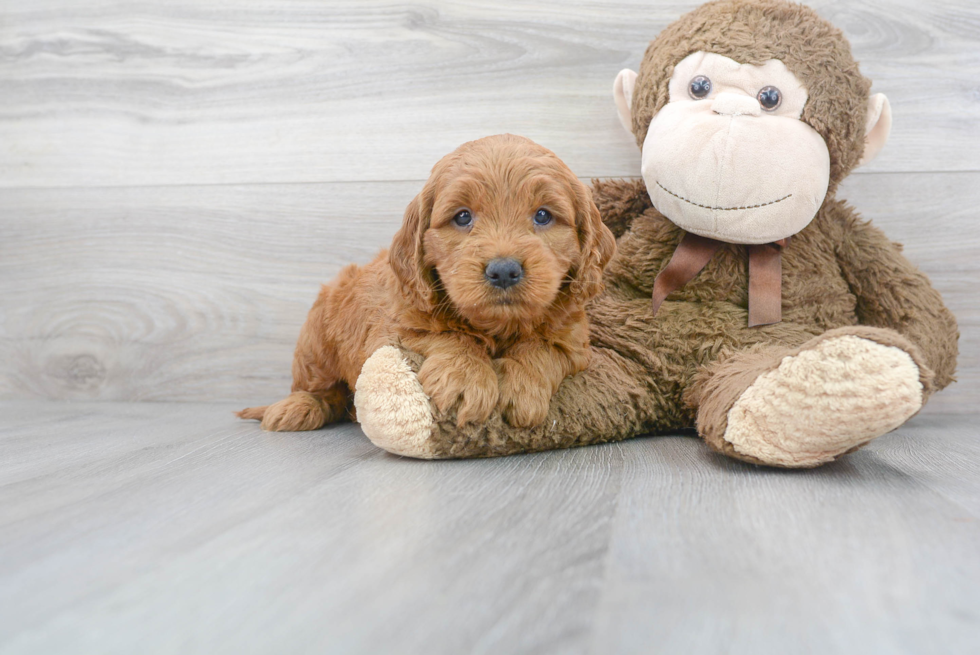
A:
613;69;638;137
857;93;892;167
389;194;437;313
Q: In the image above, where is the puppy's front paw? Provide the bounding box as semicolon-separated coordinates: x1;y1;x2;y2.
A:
418;354;498;427
496;358;552;428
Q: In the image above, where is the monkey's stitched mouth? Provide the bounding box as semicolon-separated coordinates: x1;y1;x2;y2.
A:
656;181;792;211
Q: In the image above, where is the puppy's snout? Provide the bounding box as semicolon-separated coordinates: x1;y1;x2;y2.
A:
485;258;524;289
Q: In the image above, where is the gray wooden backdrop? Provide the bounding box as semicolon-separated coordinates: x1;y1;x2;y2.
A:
1;0;978;414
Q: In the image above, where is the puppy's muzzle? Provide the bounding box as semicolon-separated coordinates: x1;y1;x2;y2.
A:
485;258;524;289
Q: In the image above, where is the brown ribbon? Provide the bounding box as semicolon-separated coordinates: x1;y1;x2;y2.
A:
651;233;790;327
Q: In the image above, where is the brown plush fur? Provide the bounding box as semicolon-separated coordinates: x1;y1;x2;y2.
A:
239;134;615;431
379;1;959;463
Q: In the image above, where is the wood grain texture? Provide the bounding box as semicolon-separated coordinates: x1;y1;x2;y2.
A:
593;417;980;654
1;401;978;654
2;3;977;652
1;0;978;188
2;172;976;411
0;180;413;404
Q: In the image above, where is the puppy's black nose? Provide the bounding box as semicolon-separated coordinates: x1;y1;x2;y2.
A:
485;258;524;289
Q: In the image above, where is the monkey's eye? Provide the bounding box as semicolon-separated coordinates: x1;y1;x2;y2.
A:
533;208;553;226
758;86;782;111
689;75;712;99
452;209;473;228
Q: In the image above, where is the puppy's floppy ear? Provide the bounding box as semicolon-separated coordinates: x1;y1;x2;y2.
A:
389;189;438;313
569;182;616;303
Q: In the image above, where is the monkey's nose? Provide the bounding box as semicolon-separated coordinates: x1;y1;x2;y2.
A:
711;92;761;117
485;258;524;289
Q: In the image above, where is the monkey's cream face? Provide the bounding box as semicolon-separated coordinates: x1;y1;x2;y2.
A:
641;52;830;244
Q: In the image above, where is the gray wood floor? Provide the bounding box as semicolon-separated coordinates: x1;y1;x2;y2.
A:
1;0;978;411
1;402;978;654
2;2;980;653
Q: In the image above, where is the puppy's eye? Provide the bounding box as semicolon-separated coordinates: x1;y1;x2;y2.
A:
689;75;711;99
758;86;781;111
452;209;473;228
533;208;553;226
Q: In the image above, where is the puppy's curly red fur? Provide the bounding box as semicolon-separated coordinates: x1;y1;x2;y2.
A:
239;134;616;430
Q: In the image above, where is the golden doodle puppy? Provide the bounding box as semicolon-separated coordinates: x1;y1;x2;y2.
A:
239;134;616;431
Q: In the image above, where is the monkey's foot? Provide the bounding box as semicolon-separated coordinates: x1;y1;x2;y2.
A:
354;346;440;458
697;327;932;468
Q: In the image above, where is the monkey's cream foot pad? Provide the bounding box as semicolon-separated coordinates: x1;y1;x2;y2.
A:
724;335;924;468
354;346;438;459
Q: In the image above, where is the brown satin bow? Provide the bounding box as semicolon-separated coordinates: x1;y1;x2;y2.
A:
651;232;790;327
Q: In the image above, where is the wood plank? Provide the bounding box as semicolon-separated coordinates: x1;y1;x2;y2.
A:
590;418;980;654
869;413;980;518
1;0;978;189
1;172;976;412
0;401;623;654
0;180;415;404
1;402;978;653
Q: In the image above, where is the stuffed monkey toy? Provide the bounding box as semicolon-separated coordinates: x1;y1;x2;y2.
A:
352;0;959;467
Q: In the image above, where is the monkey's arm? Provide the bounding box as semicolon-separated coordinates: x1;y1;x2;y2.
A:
591;178;653;238
834;208;959;391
